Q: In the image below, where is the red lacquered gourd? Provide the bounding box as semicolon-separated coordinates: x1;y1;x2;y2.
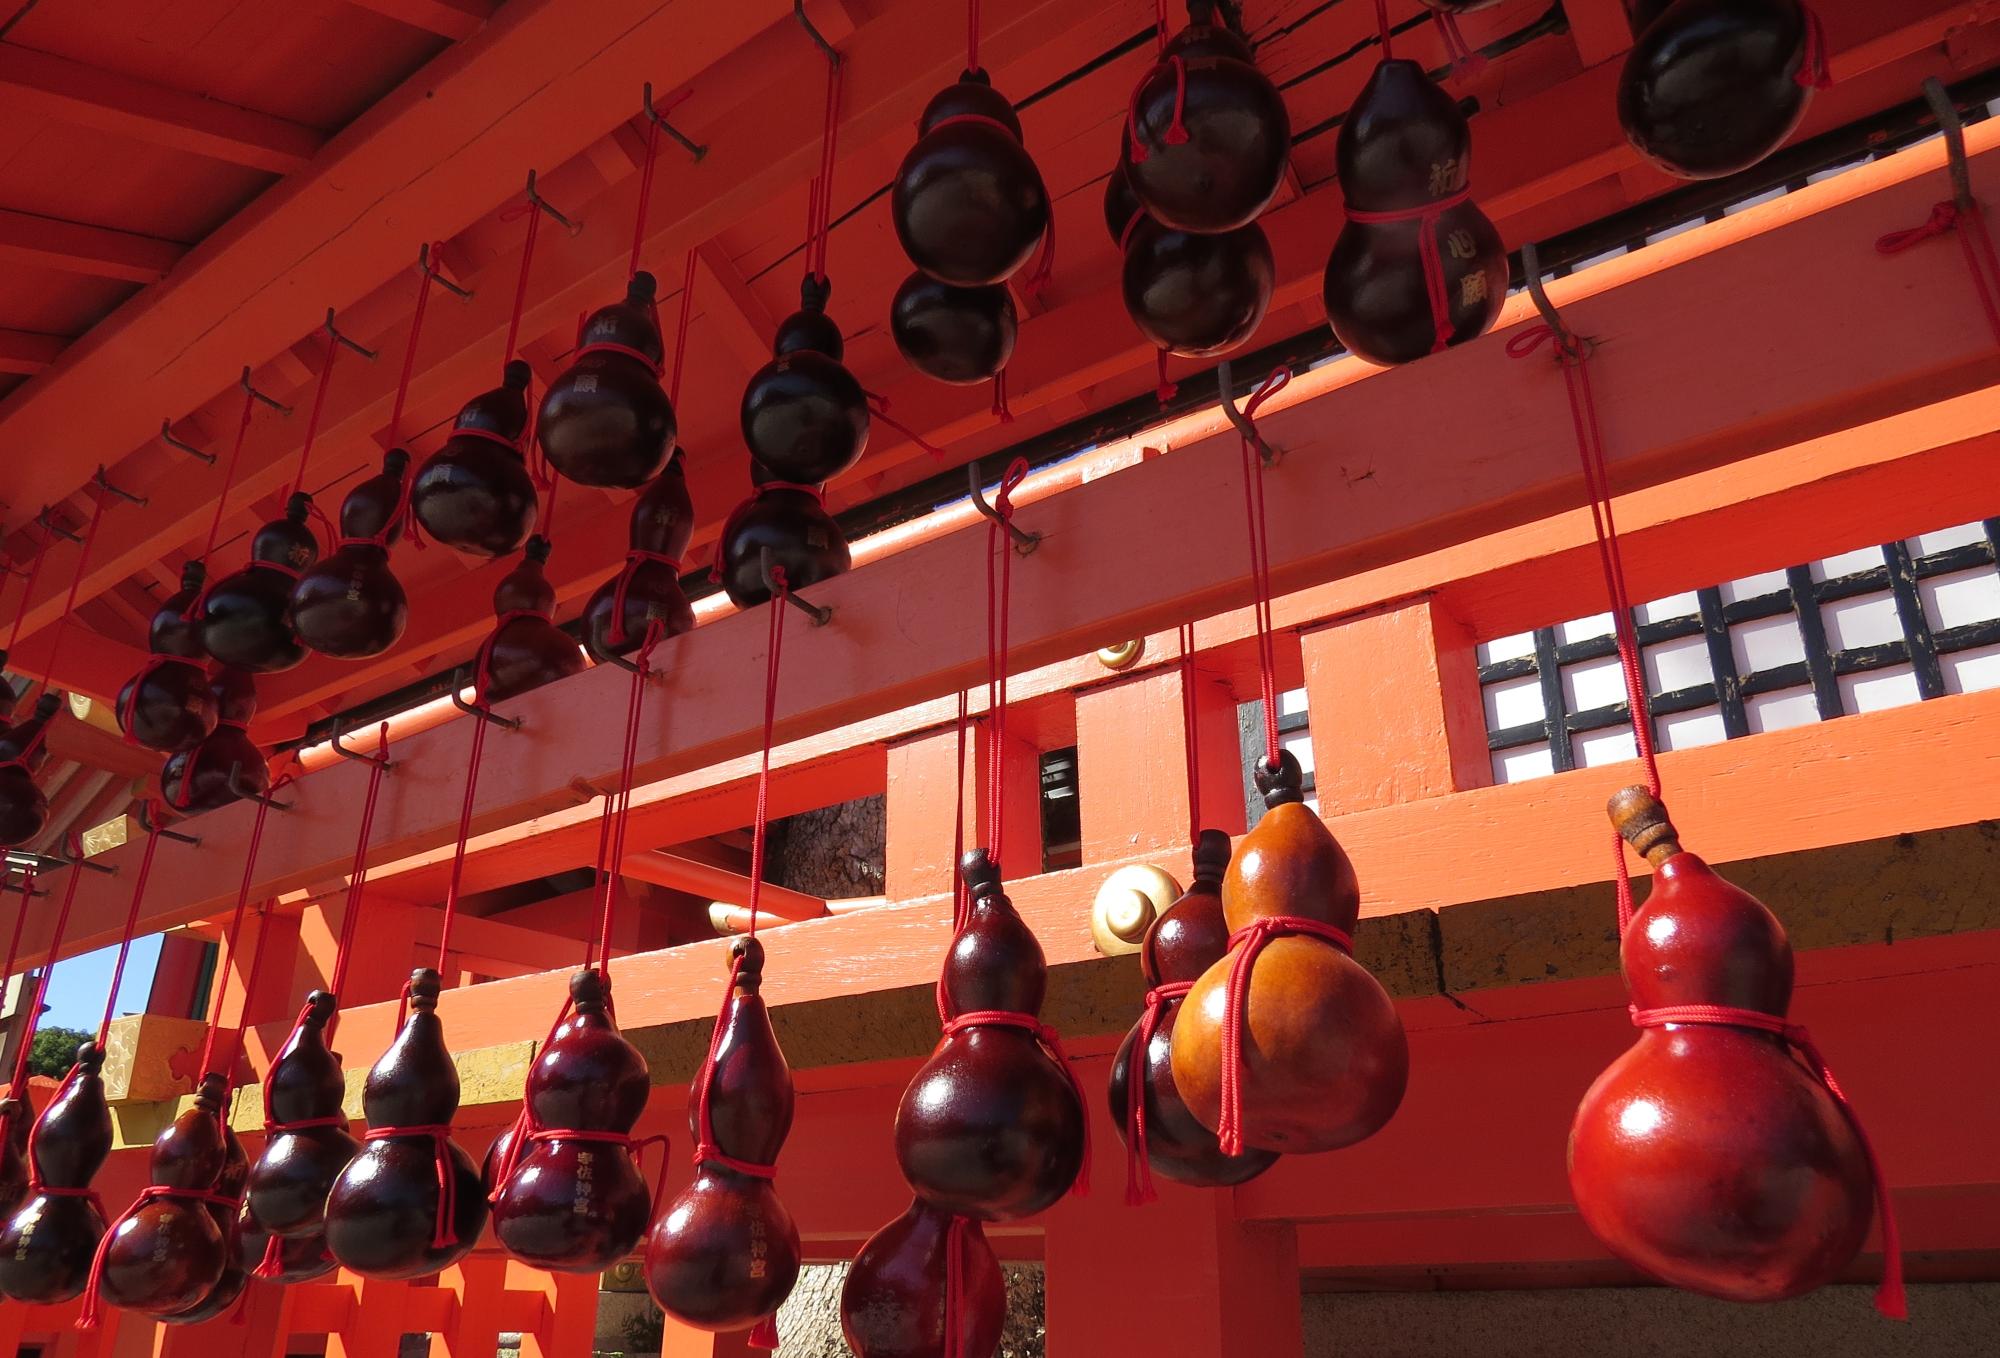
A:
0;1041;111;1302
200;493;318;674
717;482;850;611
491;969;653;1272
1173;752;1408;1153
894;851;1085;1221
1109;830;1278;1189
583;455;695;663
235;1211;335;1284
739;281;869;486
95;1072;230;1315
0;692;61;846
1121;14;1290;234
290;449;412;660
538;272;677;489
1619;0;1817;181
839;1197;1004;1358
118;561;219;753
246;991;356;1239
893;73;1049;287
160;668;268;815
324;968;487;1279
474;536;584;703
646;938;802;1334
161;1126;247;1325
1113;166;1273;358
1568;788;1875;1302
411;360;540;557
0;1094;31;1216
890;272;1017;385
1323;59;1506;366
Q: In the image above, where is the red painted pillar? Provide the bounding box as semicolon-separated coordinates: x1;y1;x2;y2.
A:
884;726;976;902
1075;660;1244;866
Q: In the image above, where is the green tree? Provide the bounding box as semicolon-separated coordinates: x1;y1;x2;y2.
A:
27;1026;92;1078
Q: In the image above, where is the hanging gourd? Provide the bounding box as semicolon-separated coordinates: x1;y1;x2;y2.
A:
1322;49;1506;366
1569;787;1894;1305
198;492;318;674
117;562;219;753
1619;0;1826;181
244;991;357;1247
1121;2;1290;234
1107;162;1272;360
1110;829;1279;1192
894;71;1049;287
583;453;695;664
717;472;851;611
895;850;1087;1218
538;272;678;489
0;1039;110;1302
1171;751;1408;1152
325;967;489;1278
0;692;61;846
0;1093;28;1217
159;1126;247;1325
890;273;1017;386
472;535;585;703
742;280;870;487
839;1197;1006;1358
160;667;269;815
88;1072;232;1317
411;360;540;558
646;940;802;1339
289;449;413;660
488;969;654;1272
235;1212;336;1285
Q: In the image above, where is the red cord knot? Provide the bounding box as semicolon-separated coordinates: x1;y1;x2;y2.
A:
363;1123;461;1249
1876;200;1960;254
1345;187;1474;355
1124;979;1195;1207
1628;1003;1904;1319
1796;7;1832;90
1216;915;1354;1157
940;1007;1090;1198
691;1142;779;1181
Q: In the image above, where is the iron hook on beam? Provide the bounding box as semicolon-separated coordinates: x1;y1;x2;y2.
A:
240;366;293;416
760;547;833;626
35;508;81;544
135;801;200;845
43;844;115;876
227;763;293;811
793;0;841;64
1922;77;1974;211
328;717;393;769
965;462;1041;555
1215;360;1281;467
1520;242;1595;362
642;82;708;162
449;667;524;729
159;419;216;464
93;467;145;506
525;170;583;237
417;242;475;300
324;308;379;362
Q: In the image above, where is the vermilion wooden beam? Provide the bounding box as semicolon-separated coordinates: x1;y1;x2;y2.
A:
0;329;62;375
0;209;185;284
692;240;778;372
0;45;325;173
339;0;492;41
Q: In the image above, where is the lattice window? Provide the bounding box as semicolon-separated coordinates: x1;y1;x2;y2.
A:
1239;689;1317;822
1478;521;2000;784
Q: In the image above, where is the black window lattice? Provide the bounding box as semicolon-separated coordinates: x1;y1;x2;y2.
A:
1478;521;2000;775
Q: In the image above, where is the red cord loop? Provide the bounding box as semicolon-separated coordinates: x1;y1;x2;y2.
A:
1215;916;1352;1157
1435;11;1487;78
1123;979;1193;1206
1345;187;1472;354
1232;369;1290;769
1628;1004;1903;1318
1877;198;2000;346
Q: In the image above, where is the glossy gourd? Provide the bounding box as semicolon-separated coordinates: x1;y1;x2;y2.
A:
1122;215;1273;358
0;693;60;846
840;1198;1004;1358
583;457;696;662
117;561;219;753
1172;752;1409;1153
1108;830;1279;1188
894;851;1085;1221
1569;787;1874;1301
716;484;850;611
289;450;413;659
538;272;677;489
411;360;540;557
892;74;1049;287
245;991;356;1238
1619;0;1816;180
890;273;1017;385
475;536;585;703
740;283;869;486
1121;19;1290;233
199;494;318;673
646;938;801;1332
0;1041;111;1302
0;1095;30;1217
161;1127;247;1325
96;1073;230;1315
160;668;268;815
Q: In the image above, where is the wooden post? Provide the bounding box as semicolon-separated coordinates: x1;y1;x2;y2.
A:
1043;1057;1303;1358
506;1262;597;1358
658;1321;755;1358
884;725;975;901
1075;661;1244;865
328;1275;417;1358
1300;596;1488;814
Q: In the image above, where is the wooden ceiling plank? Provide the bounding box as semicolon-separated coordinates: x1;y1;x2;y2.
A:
693;240;778;371
0;45;326;174
338;0;494;42
0;329;63;375
0;208;187;284
1565;0;1635;67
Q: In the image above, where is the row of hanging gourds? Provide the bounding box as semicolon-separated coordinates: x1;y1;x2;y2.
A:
0;0;1870;1351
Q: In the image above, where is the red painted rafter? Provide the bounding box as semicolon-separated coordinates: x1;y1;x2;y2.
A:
339;0;493;42
0;329;63;375
0;208;186;284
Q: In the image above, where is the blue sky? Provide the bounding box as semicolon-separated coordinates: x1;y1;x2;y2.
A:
36;936;160;1033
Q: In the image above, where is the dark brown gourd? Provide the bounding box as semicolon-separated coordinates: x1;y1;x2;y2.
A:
538;272;677;489
0;693;60;847
716;481;850;611
118;561;219;753
160;668;268;815
474;536;584;703
95;1073;231;1316
1618;0;1818;181
0;1041;111;1302
199;493;318;674
0;1094;31;1217
583;455;696;663
892;73;1049;288
245;990;356;1239
839;1198;1004;1358
890;273;1017;385
289;450;413;660
411;360;540;558
160;1126;247;1325
739;280;869;487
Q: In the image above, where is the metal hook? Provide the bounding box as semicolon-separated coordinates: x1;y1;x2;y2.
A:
92;467;146;506
43;844;115;876
328;717;393;769
417;242;475;300
1216;360;1282;467
159;419;216;464
240;367;293;416
323;308;379;362
760;547;833;626
1922;77;1974;210
524;170;582;236
793;0;840;64
1520;242;1594;362
227;762;293;811
35;509;81;544
642;82;709;161
449;668;524;729
2;872;48;898
965;463;1041;554
135;801;200;845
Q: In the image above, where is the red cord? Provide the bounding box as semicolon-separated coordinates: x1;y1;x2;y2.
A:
687;948;780;1178
199;388;261;565
1374;0;1393;59
391;247;440;447
1233;370;1291;769
1878;199;2000;347
967;0;981;73
1123;979;1192;1206
1178;622;1201;844
1796;7;1832;90
319;727;390;1044
3;524;47;656
744;573;791;938
194;789;281;1081
1345;187;1473;354
433;704;493;974
93;826;164;1049
286;335;340;501
805;57;845;282
1435;11;1487;79
981;459;1029;871
588;626;661;975
1216;916;1353;1156
671;248;697;408
1153;0;1170;53
867;391;948;462
630;113;663;281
